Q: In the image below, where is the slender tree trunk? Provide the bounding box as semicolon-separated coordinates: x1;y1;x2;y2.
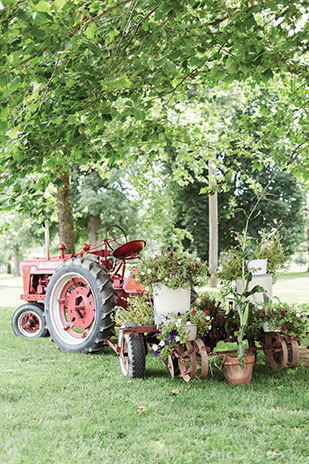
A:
87;213;101;245
12;244;21;276
208;157;218;288
57;167;75;254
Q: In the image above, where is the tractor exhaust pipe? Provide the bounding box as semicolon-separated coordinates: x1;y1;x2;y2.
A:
44;222;50;260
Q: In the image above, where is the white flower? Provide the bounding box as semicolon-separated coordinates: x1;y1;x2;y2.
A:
206;315;210;321
176;320;182;327
175;336;180;342
208;324;212;330
141;271;145;275
165;277;168;282
159;340;165;347
147;268;152;274
152;344;159;351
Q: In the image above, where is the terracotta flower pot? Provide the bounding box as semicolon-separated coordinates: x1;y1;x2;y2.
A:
221;354;255;385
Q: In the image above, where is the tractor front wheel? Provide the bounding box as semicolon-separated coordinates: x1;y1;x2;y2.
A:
45;257;116;353
12;303;48;338
118;323;146;378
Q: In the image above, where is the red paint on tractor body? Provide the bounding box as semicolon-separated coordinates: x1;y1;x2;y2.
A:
20;230;146;308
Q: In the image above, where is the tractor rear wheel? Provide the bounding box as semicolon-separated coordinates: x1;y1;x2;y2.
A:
12;303;47;338
45;257;116;353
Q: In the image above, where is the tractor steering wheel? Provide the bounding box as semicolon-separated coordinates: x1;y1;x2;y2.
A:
105;225;128;251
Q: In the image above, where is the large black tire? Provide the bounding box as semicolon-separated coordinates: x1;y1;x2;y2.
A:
118;323;146;378
12;303;48;338
45;257;116;353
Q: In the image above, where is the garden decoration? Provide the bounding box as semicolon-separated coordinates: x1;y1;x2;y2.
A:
136;248;208;324
12;231;308;383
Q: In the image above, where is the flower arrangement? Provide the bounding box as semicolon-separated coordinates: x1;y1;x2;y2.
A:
115;293;154;327
152;308;213;359
217;229;286;284
246;299;309;343
136;247;209;290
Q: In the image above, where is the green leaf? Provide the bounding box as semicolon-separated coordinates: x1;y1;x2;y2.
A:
85;24;96;40
36;1;51;13
53;0;66;11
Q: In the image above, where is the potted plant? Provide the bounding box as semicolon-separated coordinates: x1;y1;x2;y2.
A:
218;199;274;382
218;228;286;284
115;293;154;327
151;308;213;360
136;247;208;324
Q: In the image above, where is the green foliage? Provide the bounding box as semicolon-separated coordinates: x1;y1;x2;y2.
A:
136;247;208;290
115;293;154;327
217;229;286;283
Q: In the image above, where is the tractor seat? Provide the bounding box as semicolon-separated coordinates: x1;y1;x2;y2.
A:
112;240;146;260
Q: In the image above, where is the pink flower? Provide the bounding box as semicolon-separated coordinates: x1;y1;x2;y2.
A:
169;253;173;258
195;264;199;269
280;311;285;316
207;272;211;278
167;247;171;251
281;325;286;331
261;310;266;316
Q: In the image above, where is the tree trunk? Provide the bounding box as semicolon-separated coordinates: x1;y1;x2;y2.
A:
12;244;21;276
208;157;218;288
57;167;75;254
87;213;101;245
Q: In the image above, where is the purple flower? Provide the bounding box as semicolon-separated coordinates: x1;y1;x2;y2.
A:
207;272;211;278
281;325;286;331
153;350;159;358
165;316;169;321
177;312;182;317
220;281;223;285
306;332;309;336
170;335;175;342
307;346;309;350
164;339;169;345
280;311;285;316
300;315;304;318
170;329;176;336
195;264;199;269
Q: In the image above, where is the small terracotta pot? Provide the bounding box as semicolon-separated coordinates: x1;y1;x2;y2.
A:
221;354;255;385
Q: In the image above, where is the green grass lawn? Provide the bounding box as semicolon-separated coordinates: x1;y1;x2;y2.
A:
0;273;309;464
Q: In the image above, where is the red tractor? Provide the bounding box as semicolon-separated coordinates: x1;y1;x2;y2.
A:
11;225;146;354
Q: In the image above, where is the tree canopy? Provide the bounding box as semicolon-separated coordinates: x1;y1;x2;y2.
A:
0;0;308;255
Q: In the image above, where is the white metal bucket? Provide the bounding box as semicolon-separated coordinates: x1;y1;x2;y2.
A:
152;284;190;325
